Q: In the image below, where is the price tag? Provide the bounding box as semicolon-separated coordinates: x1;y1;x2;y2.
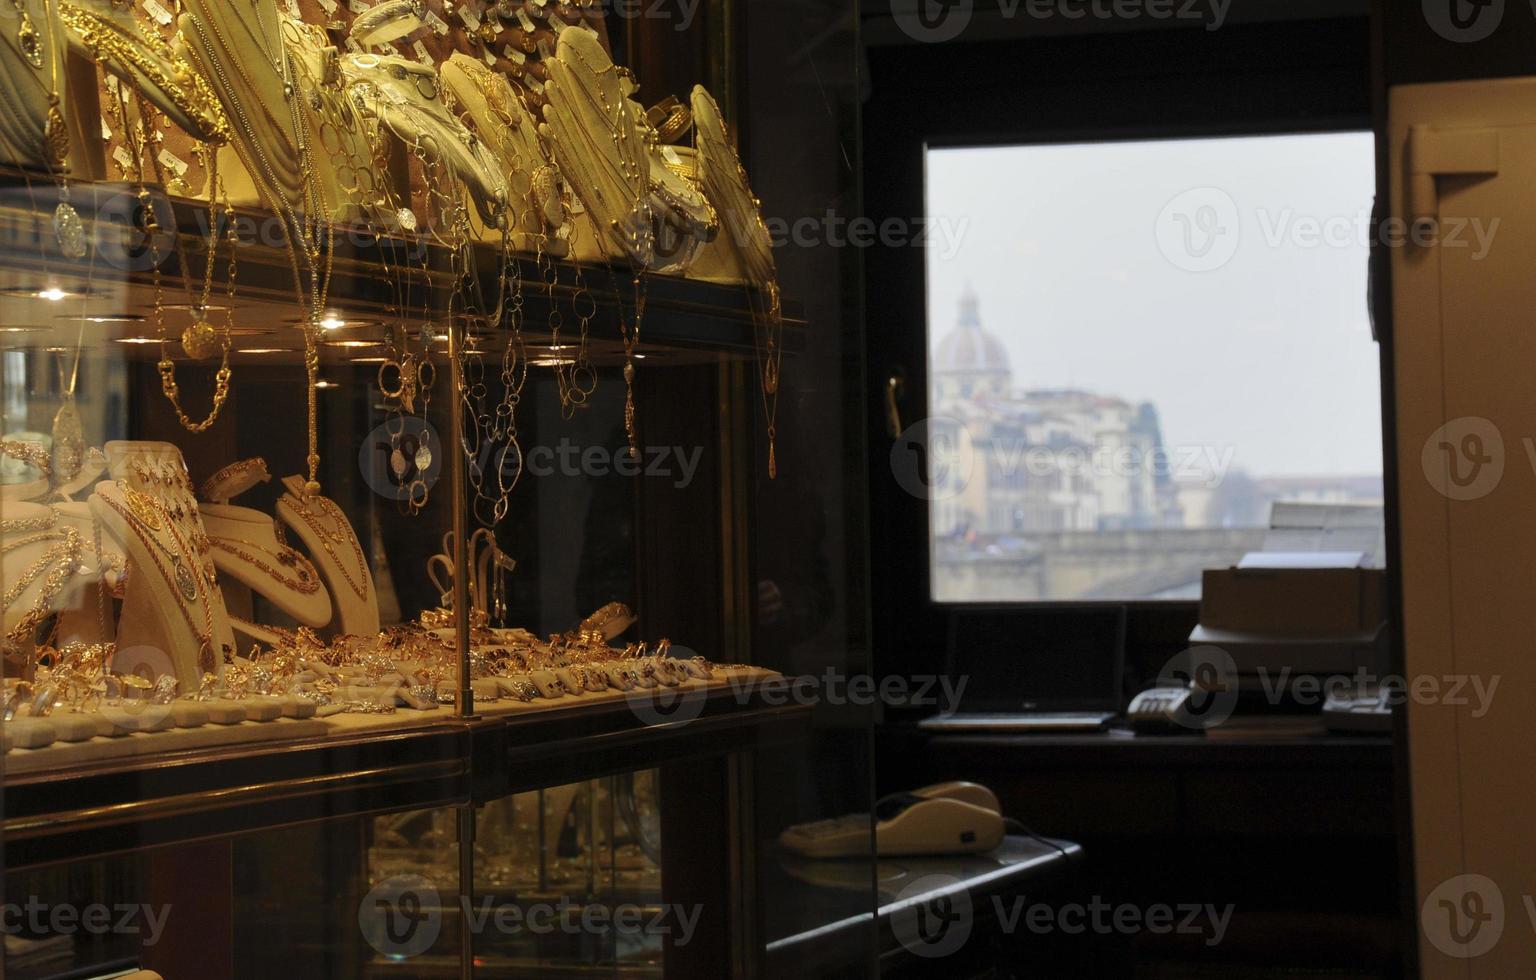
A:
527;76;545;96
100;116;113;140
483;48;498;66
546;12;568;31
316;0;339;15
413;40;433;62
515;7;536;32
458;3;480;29
505;47;526;64
424;9;450;34
141;0;173;24
660;145;681;165
112;146;134;171
349;0;372;13
158;148;190;177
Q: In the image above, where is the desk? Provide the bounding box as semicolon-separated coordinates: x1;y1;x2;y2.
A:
881;716;1394;839
766;836;1082;978
876;716;1401;977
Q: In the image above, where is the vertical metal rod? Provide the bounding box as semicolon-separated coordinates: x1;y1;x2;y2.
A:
457;804;476;980
448;315;474;717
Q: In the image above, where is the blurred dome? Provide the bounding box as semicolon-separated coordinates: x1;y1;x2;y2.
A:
934;287;1009;376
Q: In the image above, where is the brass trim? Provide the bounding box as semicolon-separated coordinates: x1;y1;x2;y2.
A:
5;758;467;839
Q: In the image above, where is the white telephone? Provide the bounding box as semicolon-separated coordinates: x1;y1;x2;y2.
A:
779;782;1006;858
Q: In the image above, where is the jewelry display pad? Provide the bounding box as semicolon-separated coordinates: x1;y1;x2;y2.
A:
95;442;238;687
3;717;331;775
274;475;381;636
202;504;333;628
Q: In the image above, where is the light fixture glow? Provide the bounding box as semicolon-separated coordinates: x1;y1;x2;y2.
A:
37;288;68;302
324;339;378;349
115;337;161;345
320;316;347;331
56;314;145;324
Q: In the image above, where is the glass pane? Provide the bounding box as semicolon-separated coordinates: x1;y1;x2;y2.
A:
925;132;1384;601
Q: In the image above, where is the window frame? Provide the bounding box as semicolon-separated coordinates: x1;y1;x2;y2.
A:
862;18;1378;687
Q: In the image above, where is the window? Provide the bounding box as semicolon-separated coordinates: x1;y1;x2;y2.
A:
925;133;1383;602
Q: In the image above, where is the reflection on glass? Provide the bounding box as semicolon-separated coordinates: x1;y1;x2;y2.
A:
363;772;665;977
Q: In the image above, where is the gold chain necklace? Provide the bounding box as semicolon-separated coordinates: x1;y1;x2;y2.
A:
100;488;216;674
184;7;336;493
208;538;321;595
287;494;369;601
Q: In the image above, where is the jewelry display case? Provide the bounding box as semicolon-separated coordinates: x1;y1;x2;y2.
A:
1;0;873;976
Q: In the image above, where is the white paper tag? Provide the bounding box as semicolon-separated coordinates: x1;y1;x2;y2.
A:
413;40;433;62
516;8;536;32
547;12;568;31
141;0;173;24
660;145;681;165
483;48;498;66
158;148;190;177
348;0;371;13
100;116;112;140
527;76;545;95
505;47;526;64
104;74;119;95
458;4;480;30
316;0;339;15
424;9;450;34
112;146;134;171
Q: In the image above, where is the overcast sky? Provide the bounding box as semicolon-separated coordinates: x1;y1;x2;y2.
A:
926;132;1383;479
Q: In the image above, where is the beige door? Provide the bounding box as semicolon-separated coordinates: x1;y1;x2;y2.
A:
1391;77;1536;977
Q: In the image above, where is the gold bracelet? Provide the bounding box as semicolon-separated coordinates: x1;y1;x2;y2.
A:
199;457;271;502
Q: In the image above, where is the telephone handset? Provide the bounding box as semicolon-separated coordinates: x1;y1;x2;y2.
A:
779;781;1006;858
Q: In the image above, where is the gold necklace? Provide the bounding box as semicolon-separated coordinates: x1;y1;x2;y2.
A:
287;494;369;601
2;526;83;643
208;538;321;595
184;7;336;492
100;489;216;673
136;114;235;433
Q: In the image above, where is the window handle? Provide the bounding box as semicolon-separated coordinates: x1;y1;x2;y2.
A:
885;370;906;439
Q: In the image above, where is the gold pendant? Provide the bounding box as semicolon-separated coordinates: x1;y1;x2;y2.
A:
768;442;777;480
173;557;199;602
17;10;42;69
53;202;87;259
50;395;85;481
390;447;409;479
45;98;68;169
121;486;164;531
414;444;433;471
181;318;220;360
